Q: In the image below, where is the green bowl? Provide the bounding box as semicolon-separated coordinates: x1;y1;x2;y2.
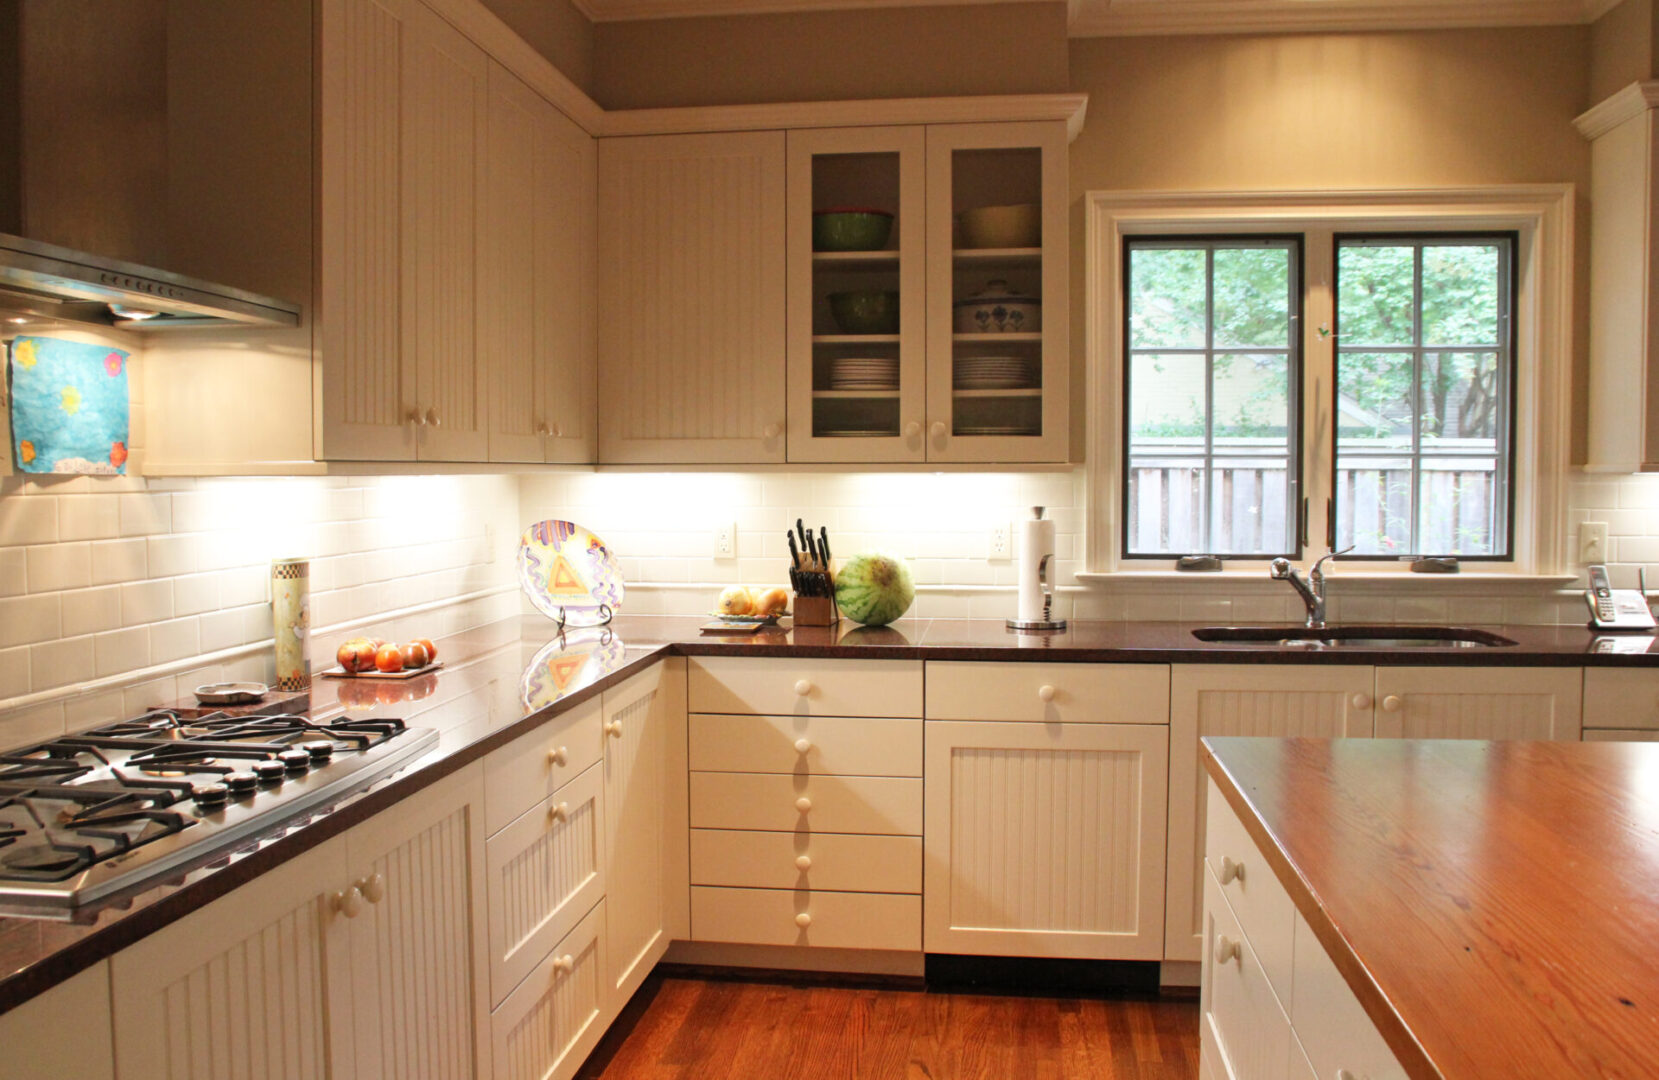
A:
829;290;900;334
813;209;894;252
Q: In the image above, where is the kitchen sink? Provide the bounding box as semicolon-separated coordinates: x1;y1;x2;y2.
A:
1191;625;1519;649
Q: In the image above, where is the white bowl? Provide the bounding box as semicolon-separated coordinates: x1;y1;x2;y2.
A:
958;203;1041;249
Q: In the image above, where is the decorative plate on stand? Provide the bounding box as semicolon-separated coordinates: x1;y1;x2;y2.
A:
517;519;625;628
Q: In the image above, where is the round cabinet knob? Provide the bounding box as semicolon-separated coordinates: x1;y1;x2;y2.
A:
535;420;551;437
795;855;812;870
1213;934;1240;966
553;954;575;975
1351;694;1373;710
764;423;782;439
552;423;563;439
425;407;441;428
358;872;386;904
795;796;812;813
931;421;948;439
1335;1071;1364;1080
904;420;922;438
794;737;812;754
333;886;363;919
794;679;813;697
1037;685;1057;703
795;912;812;929
605;720;624;738
549;802;570;824
1382;694;1404;713
409;408;427;427
1218;856;1244;885
547;746;568;766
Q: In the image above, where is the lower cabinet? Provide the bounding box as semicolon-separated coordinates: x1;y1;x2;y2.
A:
489;900;610;1080
0;962;115;1080
1372;666;1582;740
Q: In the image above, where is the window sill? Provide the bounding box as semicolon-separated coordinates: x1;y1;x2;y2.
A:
1074;570;1579;595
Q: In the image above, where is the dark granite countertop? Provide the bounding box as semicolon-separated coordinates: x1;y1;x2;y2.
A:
2;612;1653;1013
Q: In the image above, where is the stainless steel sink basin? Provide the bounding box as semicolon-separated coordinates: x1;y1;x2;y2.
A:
1191;625;1518;649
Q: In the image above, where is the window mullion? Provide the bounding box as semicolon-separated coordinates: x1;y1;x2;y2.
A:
1204;247;1216;554
1409;244;1424;556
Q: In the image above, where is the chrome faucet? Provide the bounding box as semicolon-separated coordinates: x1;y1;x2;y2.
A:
1270;546;1354;629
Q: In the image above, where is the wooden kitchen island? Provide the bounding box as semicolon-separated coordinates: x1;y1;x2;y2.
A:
1201;736;1659;1080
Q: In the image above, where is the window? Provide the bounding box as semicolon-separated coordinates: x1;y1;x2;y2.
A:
1122;237;1302;558
1333;235;1515;558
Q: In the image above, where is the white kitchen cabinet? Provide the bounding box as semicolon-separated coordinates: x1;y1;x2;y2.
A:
1166;664;1376;963
687;656;924;717
923;719;1169;959
600;658;689;1008
1200;870;1292;1080
1372;666;1582;740
1581;667;1659;731
481;61;597;464
0;962;116;1080
598;132;787;464
489;900;609;1080
925;661;1169;723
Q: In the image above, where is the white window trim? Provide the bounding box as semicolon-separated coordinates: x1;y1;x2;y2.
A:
1082;186;1575;586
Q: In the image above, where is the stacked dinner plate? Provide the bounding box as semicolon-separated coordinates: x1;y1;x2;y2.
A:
829;357;900;391
954;355;1038;390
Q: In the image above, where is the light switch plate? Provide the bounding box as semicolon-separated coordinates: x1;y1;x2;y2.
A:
1580;521;1609;564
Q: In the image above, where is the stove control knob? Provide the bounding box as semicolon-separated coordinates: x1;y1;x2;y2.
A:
253;759;287;784
193;783;231;810
226;772;260;797
333;886;363;919
278;749;312;772
301;740;335;762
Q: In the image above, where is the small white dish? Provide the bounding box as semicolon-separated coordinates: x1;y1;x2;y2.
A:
194;681;269;706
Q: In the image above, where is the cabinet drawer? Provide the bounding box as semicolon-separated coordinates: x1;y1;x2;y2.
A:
925;662;1169;723
490;899;608;1080
1291;913;1408;1080
689;772;922;835
689;713;922;776
1201;870;1291;1080
1584;668;1659;730
688;656;922;717
1205;778;1294;1003
485;763;605;1008
691;829;922;893
1584;727;1659;741
691;886;920;950
483;698;604;836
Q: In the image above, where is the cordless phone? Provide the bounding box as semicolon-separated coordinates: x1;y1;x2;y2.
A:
1585;565;1656;631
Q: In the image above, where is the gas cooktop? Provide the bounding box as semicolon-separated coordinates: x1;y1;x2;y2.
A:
0;710;437;912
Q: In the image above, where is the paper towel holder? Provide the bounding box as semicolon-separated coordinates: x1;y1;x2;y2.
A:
1008;507;1067;632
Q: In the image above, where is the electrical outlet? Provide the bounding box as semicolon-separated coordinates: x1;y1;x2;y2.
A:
1580;521;1609;564
988;521;1012;561
715;521;737;559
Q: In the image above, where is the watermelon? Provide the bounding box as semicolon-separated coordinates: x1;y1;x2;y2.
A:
834;553;915;626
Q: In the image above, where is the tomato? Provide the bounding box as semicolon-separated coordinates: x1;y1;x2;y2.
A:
400;641;430;669
412;637;436;661
374;643;404;673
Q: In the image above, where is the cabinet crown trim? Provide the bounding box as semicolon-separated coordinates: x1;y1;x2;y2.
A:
1574;80;1659;140
599;93;1090;141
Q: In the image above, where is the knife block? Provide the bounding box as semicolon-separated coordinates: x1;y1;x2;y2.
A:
793;595;840;627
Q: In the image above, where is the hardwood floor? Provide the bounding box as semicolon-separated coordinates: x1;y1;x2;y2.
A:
579;976;1201;1079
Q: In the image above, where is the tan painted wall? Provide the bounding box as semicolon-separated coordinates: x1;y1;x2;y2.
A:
479;0;596;95
591;2;1069;109
1589;0;1654;104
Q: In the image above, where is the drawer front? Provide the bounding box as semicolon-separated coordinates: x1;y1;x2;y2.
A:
688;656;923;717
1584;727;1659;742
490;900;608;1080
1205;778;1295;1002
925;662;1170;723
1291;913;1409;1080
691;886;920;950
1202;870;1291;1080
485;763;605;1008
689;713;922;776
1584;668;1659;730
689;772;923;835
690;829;922;893
483;697;604;836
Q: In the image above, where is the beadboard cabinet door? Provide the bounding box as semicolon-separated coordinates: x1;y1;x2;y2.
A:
1166;664;1376;963
597;132;787;463
110;836;355;1080
923;720;1169;959
482;61;596;464
1372;666;1583;740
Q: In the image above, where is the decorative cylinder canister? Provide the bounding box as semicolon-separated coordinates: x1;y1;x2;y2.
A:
271;557;311;691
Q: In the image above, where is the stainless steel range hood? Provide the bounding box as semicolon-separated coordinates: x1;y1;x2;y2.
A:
0;231;301;332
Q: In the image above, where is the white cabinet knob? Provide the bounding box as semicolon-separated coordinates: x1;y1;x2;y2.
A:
547;746;568;766
764;423;782;439
333;886;363;919
795;855;812;870
552;422;563;439
1213;934;1240;966
1350;694;1372;710
1218;856;1244;885
794;737;812;754
1335;1071;1365;1080
931;421;948;439
794;679;813;697
795;796;812;813
425;407;441;428
535;420;551;437
409;408;427;427
549;802;569;824
904;420;921;438
795;912;812;929
358;872;386;904
605;720;624;738
1037;685;1057;703
1382;694;1404;713
552;954;575;975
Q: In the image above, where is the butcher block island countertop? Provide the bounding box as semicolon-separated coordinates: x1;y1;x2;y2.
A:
1202;737;1659;1080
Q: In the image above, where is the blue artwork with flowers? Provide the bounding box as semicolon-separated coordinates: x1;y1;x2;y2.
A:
8;336;130;475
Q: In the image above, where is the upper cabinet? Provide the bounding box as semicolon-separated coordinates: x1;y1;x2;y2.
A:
597;132;789;464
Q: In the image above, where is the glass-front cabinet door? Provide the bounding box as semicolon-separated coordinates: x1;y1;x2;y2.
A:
925;121;1069;463
786;126;927;462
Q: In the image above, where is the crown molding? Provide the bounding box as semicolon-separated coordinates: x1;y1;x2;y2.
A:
1067;0;1599;38
1574;81;1659;140
598;92;1090;140
583;0;1049;20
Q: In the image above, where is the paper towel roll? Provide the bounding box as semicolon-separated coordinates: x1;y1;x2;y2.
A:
1017;510;1056;624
